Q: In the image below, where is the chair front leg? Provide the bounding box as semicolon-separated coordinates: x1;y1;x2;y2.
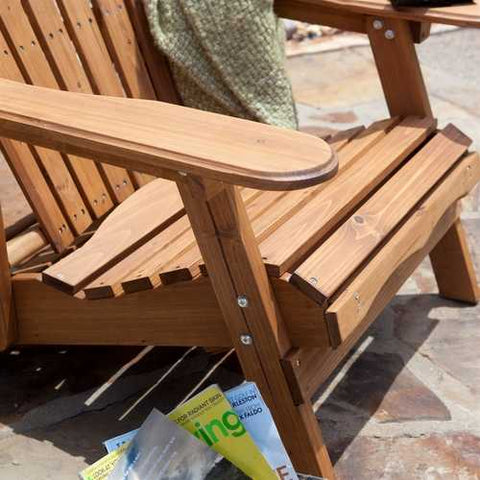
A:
177;176;336;479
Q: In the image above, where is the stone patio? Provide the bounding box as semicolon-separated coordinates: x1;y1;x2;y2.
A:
0;27;479;480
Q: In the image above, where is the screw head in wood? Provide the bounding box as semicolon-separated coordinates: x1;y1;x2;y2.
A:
309;277;318;286
237;295;249;308
373;19;384;30
385;29;395;40
240;334;253;346
295;359;301;367
178;171;187;177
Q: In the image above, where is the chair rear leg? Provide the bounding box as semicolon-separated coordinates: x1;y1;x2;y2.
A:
430;218;479;304
0;203;16;350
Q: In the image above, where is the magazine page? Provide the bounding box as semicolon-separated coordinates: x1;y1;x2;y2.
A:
79;443;129;480
103;429;139;453
169;384;277;480
226;382;298;480
108;408;249;480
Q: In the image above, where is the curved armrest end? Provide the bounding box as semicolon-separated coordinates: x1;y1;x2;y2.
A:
0;80;337;190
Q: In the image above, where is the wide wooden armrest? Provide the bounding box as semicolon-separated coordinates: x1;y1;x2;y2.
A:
275;0;480;28
0;80;336;191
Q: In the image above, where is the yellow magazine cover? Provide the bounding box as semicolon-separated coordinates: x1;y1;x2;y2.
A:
168;384;277;480
79;443;128;480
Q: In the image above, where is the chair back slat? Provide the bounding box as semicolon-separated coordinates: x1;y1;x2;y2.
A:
123;0;180;104
0;2;94;237
0;0;181;251
53;0;139;198
24;0;116;216
0;29;74;251
93;0;157;100
92;0;160;186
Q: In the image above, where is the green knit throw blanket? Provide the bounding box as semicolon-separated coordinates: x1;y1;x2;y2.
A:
143;0;298;129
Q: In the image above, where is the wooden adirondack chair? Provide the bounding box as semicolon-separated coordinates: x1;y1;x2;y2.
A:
1;0;479;477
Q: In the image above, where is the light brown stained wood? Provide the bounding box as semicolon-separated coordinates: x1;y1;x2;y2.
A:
328;125;365;151
92;0;157;187
291;124;472;304
284;200;472;400
276;0;480;28
14;274;230;347
23;0;116;216
84;122;376;298
275;0;367;33
0;80;338;191
0;2;94;235
92;0;156;100
0;33;74;250
84;188;262;298
368;17;433;118
260;116;436;277
88;117;399;298
54;0;137;199
0;203;16;350
6;226;47;267
43;179;184;294
430;218;480;304
122;0;180;104
327;152;480;346
13;273;329;348
178;177;335;478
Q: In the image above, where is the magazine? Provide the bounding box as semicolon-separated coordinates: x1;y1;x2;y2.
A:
103;429;139;454
86;382;325;480
108;408;249;480
168;384;277;480
79;443;129;480
226;382;298;480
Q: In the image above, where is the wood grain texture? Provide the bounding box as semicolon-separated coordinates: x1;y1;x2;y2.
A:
275;0;480;28
6;226;47;267
291;124;472;304
275;0;367;33
260;116;436;277
81;120;396;300
54;0;137;200
123;0;180;104
430;218;480;304
91;0;157;187
43;179;184;294
178;177;335;477
327;152;480;346
14;274;230;347
0;2;93;234
0;80;337;190
17;269;328;348
368;17;433;118
0;29;74;250
0;203;16;350
23;0;117;214
92;0;156;100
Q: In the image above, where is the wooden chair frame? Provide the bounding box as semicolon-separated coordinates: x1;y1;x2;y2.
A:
1;1;479;478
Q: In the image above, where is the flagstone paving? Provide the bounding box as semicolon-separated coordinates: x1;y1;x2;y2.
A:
0;27;479;480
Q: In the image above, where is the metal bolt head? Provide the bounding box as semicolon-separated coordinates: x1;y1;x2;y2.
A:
237;295;249;308
373;19;384;30
240;334;253;346
309;277;318;286
385;29;395;40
